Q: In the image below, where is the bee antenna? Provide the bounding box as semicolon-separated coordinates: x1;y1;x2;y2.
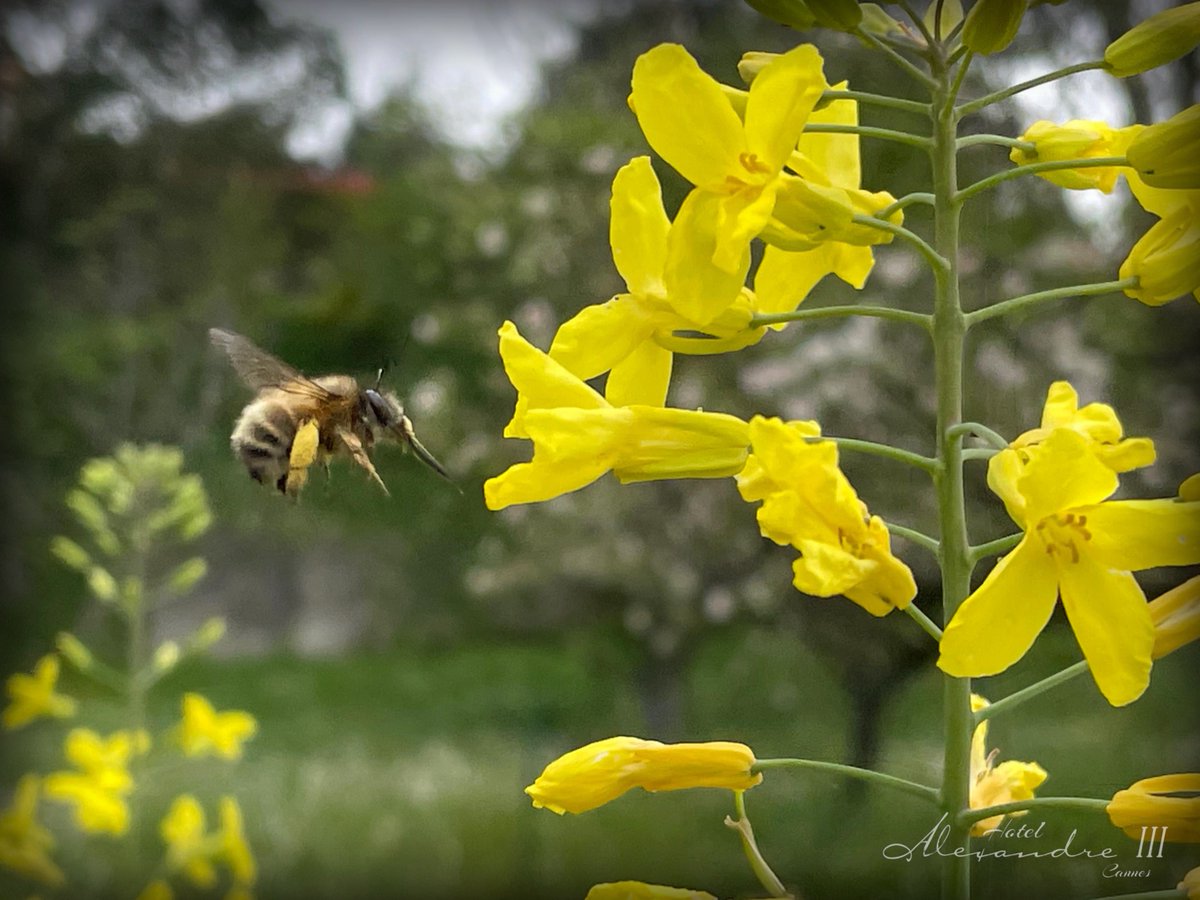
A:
374;366;385;391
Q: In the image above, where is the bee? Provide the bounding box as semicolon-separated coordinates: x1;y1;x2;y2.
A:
209;328;450;497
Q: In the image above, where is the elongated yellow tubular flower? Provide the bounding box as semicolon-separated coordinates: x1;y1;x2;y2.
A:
1104;2;1200;78
1107;774;1200;842
1149;575;1200;658
525;736;760;815
1010;120;1142;193
962;0;1027;54
1120;175;1200;305
1127;105;1200;189
486;322;751;509
586;882;717;900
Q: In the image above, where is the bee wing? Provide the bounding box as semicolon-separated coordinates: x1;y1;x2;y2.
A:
209;328;305;391
336;427;390;496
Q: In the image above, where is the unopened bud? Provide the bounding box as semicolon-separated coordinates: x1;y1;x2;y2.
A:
1126;105;1200;189
743;0;816;30
1104;2;1200;78
963;0;1028;55
56;632;94;670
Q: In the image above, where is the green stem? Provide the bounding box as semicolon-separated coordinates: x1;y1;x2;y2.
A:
752;758;940;804
801;122;932;149
947;422;1007;449
807;435;940;474
905;603;945;642
956;60;1107;118
877;192;936;220
965;279;1137;326
851;214;948;272
956;157;1127;205
897;0;937;51
947;51;973;105
727;790;791;899
821;89;930;116
931;60;974;900
750;305;932;331
974;660;1089;724
854;26;939;89
956;134;1034;152
889;523;942;556
958;795;1110;826
969;532;1023;563
961;448;996;461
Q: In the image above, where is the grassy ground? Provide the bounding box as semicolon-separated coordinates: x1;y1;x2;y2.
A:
3;626;1197;900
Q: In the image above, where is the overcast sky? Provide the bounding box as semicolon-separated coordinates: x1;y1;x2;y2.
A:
266;0;595;160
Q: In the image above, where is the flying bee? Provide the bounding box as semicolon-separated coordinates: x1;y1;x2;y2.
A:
209;328;450;497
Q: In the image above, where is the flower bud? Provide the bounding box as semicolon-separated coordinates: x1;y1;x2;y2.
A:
152;641;181;674
805;0;862;31
859;3;903;36
736;51;779;85
189;617;227;652
1126;104;1200;189
1150;575;1200;659
963;0;1027;54
1119;203;1200;306
1104;2;1200;78
1011;119;1142;193
742;0;816;30
56;632;94;670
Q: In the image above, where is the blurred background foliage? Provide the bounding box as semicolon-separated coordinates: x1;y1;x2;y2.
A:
0;1;1197;898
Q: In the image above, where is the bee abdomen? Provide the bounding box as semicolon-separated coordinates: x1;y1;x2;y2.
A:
230;398;296;493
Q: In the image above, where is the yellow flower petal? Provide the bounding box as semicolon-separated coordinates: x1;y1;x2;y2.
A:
743;43;825;174
1058;559;1152;706
938;536;1060;677
1120;200;1200;306
664;190;751;326
1107;774;1200;842
483;458;608;510
1150;575;1200;658
1017;429;1118;524
498;321;608;439
586;882;716;900
610;156;670;296
794;80;859;191
550;296;656;383
606;340;672;407
1010;120;1142;193
631;44;746;190
3;655;77;731
1083;499;1200;570
219;797;256;885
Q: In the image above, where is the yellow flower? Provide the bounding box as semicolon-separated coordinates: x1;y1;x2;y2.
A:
1104;2;1200;78
1107;774;1200;842
586;883;717;900
135;879;174;900
1150;575;1200;658
1004;381;1155;486
162;795;217;888
1126;104;1200;189
1121;175;1200;306
1010;119;1143;192
939;429;1200;706
3;655;77;730
630;43;826;323
0;775;65;886
968;696;1048;837
549;157;765;406
161;795;255;889
43;728;147;836
486;322;751;509
736;416;917;616
525;736;760;815
178;693;257;760
218;797;255;886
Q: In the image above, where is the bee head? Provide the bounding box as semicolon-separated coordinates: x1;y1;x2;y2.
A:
364;388;404;432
